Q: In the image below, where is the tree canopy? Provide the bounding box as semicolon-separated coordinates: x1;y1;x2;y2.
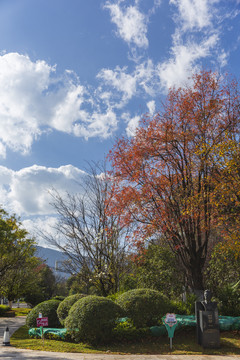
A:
109;70;240;290
0;209;35;282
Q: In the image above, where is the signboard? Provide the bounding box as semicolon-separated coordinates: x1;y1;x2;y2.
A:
164;313;177;327
163;313;178;350
36;317;48;327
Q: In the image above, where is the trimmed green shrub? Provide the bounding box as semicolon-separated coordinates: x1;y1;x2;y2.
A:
113;318;151;342
26;300;62;328
116;288;169;328
57;293;87;325
65;295;123;344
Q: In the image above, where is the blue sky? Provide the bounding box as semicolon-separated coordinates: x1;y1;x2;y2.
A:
0;0;239;245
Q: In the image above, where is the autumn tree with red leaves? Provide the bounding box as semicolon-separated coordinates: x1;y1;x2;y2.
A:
109;71;240;291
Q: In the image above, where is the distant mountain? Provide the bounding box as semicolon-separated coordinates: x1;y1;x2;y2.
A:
36;245;70;278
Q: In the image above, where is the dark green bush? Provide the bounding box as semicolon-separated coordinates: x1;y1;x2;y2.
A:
51;295;66;301
116;288;169;328
65;295;123;344
113;318;151;342
0;305;10;316
169;293;197;315
216;282;240;317
57;293;87;325
26;300;62;328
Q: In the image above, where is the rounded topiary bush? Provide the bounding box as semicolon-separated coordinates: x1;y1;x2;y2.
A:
26;300;62;328
116;288;169;328
57;293;87;325
65;295;123;344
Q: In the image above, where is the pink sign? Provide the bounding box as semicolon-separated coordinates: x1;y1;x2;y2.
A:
36;317;48;327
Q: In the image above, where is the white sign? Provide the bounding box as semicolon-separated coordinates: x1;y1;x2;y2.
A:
38;312;42;318
164;313;177;327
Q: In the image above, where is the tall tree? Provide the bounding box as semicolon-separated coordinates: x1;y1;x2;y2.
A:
46;162;131;296
23;261;57;307
0;209;35;282
109;71;240;290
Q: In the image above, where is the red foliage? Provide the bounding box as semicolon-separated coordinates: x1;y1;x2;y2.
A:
108;70;240;289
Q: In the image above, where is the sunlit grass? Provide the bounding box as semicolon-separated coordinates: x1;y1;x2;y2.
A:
12;308;32;316
11;325;240;355
13;307;31;317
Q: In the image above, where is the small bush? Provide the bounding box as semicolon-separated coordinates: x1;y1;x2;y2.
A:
113;318;151;342
65;295;123;344
26;300;62;328
116;288;169;328
217;283;240;317
0;305;11;317
169;293;197;315
57;293;87;325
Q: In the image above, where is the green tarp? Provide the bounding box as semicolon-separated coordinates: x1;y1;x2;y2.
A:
150;315;240;336
28;327;67;339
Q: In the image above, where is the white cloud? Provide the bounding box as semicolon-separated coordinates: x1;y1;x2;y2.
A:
158;34;219;91
97;66;137;105
97;59;159;107
147;100;156;115
0;164;87;216
170;0;217;31
22;216;59;246
104;2;149;48
156;0;224;92
122;112;141;137
0;52;120;156
73;109;117;139
50;85;86;133
218;50;228;67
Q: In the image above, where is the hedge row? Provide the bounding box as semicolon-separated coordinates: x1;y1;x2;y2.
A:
26;289;173;344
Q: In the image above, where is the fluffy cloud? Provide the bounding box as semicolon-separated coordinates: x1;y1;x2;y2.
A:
22;216;59;246
170;0;216;31
0;164;87;216
0;52;119;157
0;164;92;245
147;100;156;115
156;0;223;92
97;59;159;107
158;34;219;90
104;2;149;48
97;66;137;105
73;109;117;139
122;112;141;137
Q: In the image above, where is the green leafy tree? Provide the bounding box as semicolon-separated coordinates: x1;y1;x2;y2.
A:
0;209;35;281
1;256;40;307
134;243;184;297
0;209;37;307
206;240;240;294
24;263;57;307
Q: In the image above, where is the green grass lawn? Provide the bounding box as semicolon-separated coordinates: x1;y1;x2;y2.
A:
11;325;240;355
13;307;31;316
